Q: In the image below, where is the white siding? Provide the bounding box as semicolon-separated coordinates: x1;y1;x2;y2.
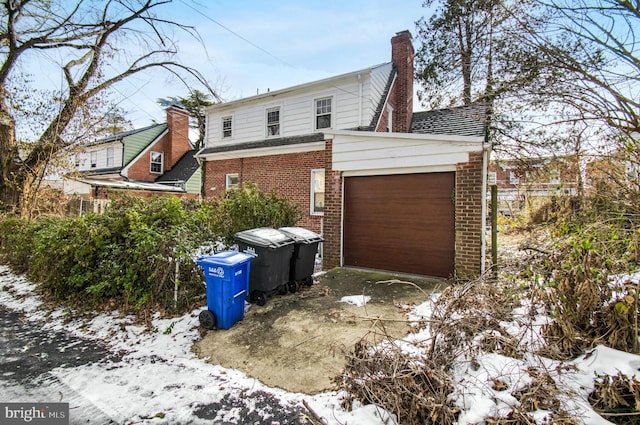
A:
331;132;484;174
76;142;123;171
204;64;394;149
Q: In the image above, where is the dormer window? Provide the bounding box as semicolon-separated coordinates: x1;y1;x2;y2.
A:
90;151;97;168
266;107;280;136
222;116;232;138
106;147;114;167
315;97;332;130
150;151;163;174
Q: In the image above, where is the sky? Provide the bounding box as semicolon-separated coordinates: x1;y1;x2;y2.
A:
109;0;429;128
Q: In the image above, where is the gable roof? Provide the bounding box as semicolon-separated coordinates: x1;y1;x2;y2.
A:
411;104;487;138
207;62;392;111
156;150;200;183
86;123;166;147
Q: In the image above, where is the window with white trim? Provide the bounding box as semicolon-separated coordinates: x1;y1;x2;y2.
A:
222;116;232;138
90;151;97;168
311;169;325;215
150;151;163;174
315;97;332;130
549;170;560;185
226;173;239;189
509;171;519;185
386;105;393;132
106;147;114;167
266;107;280;136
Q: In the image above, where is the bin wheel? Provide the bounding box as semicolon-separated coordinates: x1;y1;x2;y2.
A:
288;281;300;294
277;284;288;295
303;276;314;286
199;310;216;330
253;291;267;306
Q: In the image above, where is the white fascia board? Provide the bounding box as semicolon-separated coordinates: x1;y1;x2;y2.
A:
197;142;324;160
120;129;168;178
342;165;457;177
325;129;484;145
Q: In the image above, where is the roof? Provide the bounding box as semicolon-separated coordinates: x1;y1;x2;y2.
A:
411;104;487;138
207;62;391;111
68;177;184;193
197;133;325;156
156;150;200;183
86;123;166;146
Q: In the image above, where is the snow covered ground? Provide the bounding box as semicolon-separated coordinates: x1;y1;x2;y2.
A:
2;264;639;424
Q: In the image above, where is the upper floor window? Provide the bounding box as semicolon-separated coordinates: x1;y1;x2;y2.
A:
266;107;280;137
106;147;114;167
386;105;393;132
150;151;163;174
509;171;519;185
311;169;325;215
90;151;97;168
488;171;497;185
549;170;560;185
315;97;332;130
222;116;232;138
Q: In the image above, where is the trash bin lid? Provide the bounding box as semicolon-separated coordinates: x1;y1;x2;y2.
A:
197;251;253;267
234;227;293;248
278;227;324;244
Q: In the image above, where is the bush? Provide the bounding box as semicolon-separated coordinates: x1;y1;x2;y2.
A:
0;188;300;314
214;182;301;245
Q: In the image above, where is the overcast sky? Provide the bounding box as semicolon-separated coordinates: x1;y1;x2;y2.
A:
111;0;429;128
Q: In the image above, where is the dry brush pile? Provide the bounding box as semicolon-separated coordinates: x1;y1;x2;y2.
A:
336;191;640;424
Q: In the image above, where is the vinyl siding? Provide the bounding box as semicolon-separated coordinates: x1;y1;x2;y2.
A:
185;167;202;194
76;141;123;171
122;125;167;165
204;64;393;149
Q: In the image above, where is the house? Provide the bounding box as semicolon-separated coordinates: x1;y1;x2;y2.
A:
489;157;581;216
63;106;201;200
197;31;489;279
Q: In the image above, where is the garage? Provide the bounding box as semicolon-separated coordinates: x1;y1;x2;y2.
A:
343;172;455;278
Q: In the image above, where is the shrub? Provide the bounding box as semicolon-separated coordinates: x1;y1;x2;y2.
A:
214;182;301;245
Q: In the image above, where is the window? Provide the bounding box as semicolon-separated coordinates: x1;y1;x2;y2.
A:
226;173;239;189
488;171;497;185
222;116;232;138
106;147;114;167
150;151;163;174
509;171;519;185
315;97;332;130
386;105;393;132
73;155;80;168
311;169;325;215
266;107;280;136
549;170;560;185
90;151;97;168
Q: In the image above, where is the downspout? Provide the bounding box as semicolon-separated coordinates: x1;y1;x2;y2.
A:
357;74;363;127
480;142;490;277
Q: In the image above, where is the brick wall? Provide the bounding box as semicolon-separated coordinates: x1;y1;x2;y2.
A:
322;139;341;270
203;150;325;233
455;151;484;279
127;135;169;181
390;30;414;133
166;106;190;169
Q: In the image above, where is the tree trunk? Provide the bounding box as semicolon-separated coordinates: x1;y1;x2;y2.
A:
0;101;20;214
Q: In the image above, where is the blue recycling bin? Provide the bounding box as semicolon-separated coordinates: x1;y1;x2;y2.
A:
197;251;252;330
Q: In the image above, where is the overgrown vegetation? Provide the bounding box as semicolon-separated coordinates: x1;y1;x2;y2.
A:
0;185;299;314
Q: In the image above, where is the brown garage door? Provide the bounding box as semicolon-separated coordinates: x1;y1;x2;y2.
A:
343;172;455;278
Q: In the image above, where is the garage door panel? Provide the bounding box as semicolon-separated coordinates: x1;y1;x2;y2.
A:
343;172;455;277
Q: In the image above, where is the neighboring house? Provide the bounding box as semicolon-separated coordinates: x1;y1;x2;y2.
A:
489;157;580;216
63;106;201;199
197;31;489;279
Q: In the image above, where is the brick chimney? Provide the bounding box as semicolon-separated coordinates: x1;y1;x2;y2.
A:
391;30;414;133
165;105;190;170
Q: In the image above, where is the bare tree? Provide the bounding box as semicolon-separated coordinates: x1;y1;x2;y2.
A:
0;0;216;217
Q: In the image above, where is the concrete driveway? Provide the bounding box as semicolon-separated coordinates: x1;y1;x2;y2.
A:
193;268;444;394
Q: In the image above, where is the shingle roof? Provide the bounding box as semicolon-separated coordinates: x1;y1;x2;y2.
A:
411;104;487;138
156;150;200;183
197;133;325;156
86;123;166;146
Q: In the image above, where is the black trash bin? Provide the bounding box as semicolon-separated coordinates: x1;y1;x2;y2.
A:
234;227;294;306
279;227;323;290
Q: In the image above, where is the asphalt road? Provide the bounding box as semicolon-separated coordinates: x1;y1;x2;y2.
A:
0;306;306;424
